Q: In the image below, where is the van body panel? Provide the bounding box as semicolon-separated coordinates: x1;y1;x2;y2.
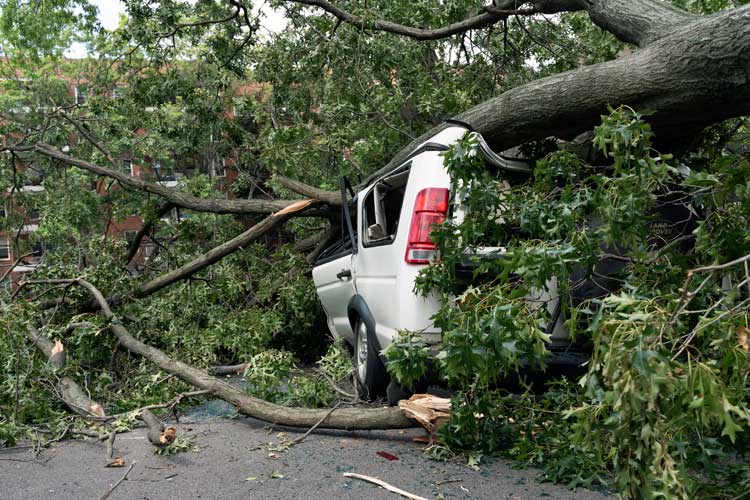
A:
311;253;357;345
312;125;556;360
354;149;451;351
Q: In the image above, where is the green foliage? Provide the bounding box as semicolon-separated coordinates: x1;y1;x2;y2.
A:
383;108;750;498
1;3;749;498
244;342;352;408
384;331;431;389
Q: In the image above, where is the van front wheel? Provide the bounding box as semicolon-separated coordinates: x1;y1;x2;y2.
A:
354;319;388;400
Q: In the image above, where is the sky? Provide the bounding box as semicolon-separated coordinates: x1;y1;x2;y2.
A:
67;0;287;57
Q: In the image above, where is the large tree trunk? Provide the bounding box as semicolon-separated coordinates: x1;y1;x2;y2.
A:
464;5;750;153
368;3;750;183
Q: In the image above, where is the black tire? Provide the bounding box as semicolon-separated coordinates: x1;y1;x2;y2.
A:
386;379;412;406
353;318;388;400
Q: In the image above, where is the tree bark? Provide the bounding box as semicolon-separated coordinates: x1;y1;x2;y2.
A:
3;144;337;216
367;4;750;183
529;0;697;47
139;409;176;448
276;175;341;205
461;5;750;153
72;279;415;430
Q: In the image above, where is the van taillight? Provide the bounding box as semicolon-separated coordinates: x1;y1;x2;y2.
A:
405;188;449;264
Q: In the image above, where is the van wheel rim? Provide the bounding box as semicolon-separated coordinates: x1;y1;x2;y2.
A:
357;322;368;381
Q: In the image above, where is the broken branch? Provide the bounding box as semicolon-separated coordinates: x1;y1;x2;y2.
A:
342;472;430;500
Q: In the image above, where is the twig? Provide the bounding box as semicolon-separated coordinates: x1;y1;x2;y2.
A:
99;461;135;500
436;478;463;486
291;401;342;446
313;368;357;400
342;472;430;500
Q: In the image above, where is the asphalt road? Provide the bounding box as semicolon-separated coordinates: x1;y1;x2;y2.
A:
0;416;611;500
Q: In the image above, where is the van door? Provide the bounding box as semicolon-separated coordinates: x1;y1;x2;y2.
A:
311;177;358;344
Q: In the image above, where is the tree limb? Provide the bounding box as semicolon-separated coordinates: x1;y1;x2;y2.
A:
125;202;175;264
68;278;415;430
4;143;327;216
26;326;107;419
287;0;529;41
370;5;750;182
275;174;341;205
286;0;696;46
130;199;316;300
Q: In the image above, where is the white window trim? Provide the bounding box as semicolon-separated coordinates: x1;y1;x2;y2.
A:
122;159;134;177
0;236;11;261
74;85;87;105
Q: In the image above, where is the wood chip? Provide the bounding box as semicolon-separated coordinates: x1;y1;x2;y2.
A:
105;457;125;468
398;394;451;434
275;199;315;216
160;426;177;445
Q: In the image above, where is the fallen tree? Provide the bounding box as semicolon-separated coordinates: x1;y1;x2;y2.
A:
363;0;750;178
1;4;749;494
65;278;415;430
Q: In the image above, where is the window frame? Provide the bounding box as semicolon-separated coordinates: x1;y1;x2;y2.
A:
122;230;139;246
360;162;411;249
0;236;11;261
74;84;88;105
121;159;134;177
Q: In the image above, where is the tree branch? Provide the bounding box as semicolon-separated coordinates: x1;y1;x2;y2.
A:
3;143;328;216
285;0;697;46
287;0;537;41
66;278;415;430
129;199;316;300
276;175;341;205
369;5;750;182
26;326;107;419
124;202;175;265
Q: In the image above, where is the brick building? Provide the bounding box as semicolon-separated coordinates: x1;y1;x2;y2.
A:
1;69;266;286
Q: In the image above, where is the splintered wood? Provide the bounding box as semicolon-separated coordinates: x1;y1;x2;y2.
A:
398;394;451;434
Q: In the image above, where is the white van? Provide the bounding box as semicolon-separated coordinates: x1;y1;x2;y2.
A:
311;125;565;400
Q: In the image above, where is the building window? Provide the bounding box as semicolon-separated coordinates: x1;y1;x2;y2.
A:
0;206;6;218
211;158;226;178
74;84;88;105
26;206;40;221
122;230;139;246
121;159;133;176
0;236;10;261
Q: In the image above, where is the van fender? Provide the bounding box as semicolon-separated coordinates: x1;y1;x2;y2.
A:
347;295;387;366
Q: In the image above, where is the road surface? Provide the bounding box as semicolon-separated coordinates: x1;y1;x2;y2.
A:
0;416;610;500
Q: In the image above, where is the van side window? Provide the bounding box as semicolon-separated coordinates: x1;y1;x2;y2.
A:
362;167;410;246
316;199;357;263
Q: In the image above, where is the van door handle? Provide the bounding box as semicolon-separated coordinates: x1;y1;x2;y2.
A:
336;269;352;280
